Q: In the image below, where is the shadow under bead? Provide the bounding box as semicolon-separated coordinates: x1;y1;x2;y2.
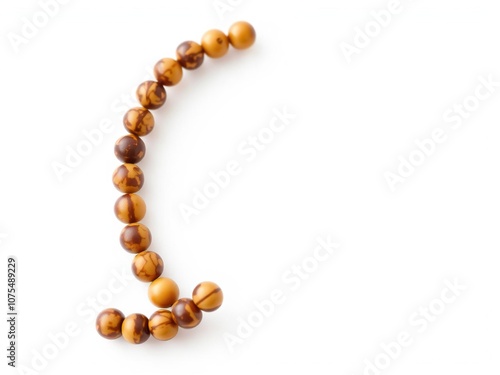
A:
176;41;204;70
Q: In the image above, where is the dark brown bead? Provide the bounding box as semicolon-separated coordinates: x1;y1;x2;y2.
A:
176;41;204;70
96;308;125;340
114;134;146;164
123;107;155;136
122;313;150;344
120;223;152;253
132;251;164;282
154;58;183;86
171;298;203;329
136;81;167;110
112;164;144;193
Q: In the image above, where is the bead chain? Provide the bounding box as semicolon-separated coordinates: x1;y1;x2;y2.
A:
95;21;256;344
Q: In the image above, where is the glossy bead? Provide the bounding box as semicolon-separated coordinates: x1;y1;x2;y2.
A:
132;251;164;282
112;164;144;193
192;281;223;312
201;29;229;58
149;310;178;341
95;308;125;339
114;194;146;223
114;134;146;164
176;41;204;70
171;298;202;329
154;58;183;86
120;223;152;253
136;81;166;110
123;107;155;136
228;21;256;50
121;313;150;344
148;277;179;308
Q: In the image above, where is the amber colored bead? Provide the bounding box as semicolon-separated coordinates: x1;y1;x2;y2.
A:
132;251;164;282
136;81;166;110
149;310;178;341
121;313;150;344
201;29;229;58
114;134;146;164
148;277;179;308
114;194;146;224
123;107;155;136
112;164;144;193
228;21;256;50
171;298;203;329
120;223;152;254
154;58;183;86
176;41;204;70
192;281;223;312
96;308;125;339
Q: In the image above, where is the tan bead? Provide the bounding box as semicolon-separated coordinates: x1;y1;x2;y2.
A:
176;41;204;70
149;310;178;341
192;281;223;312
96;308;124;340
121;313;150;344
154;58;183;86
112;164;144;193
228;21;256;50
114;194;146;223
171;298;202;329
132;251;164;282
120;223;152;254
123;107;155;136
201;29;229;58
148;277;179;308
136;81;166;110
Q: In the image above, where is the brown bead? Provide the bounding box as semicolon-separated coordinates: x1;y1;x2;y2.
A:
120;223;152;254
132;251;163;282
121;313;150;344
114;194;146;224
201;29;229;58
171;298;202;329
149;310;178;341
114;134;146;164
148;277;179;308
96;308;124;340
136;81;166;110
176;41;204;70
192;281;223;312
123;107;155;136
154;58;183;86
228;21;256;50
112;164;144;193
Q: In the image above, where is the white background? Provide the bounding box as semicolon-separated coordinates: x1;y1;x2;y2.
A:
1;0;500;374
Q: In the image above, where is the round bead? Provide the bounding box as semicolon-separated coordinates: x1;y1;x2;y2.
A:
114;134;146;164
171;298;202;329
112;164;144;193
228;21;256;50
123;107;155;136
148;277;179;308
114;194;146;224
136;81;167;110
120;223;152;253
176;41;204;70
132;251;164;282
192;281;223;312
201;29;229;58
96;308;125;339
154;58;183;86
149;310;178;341
121;313;150;344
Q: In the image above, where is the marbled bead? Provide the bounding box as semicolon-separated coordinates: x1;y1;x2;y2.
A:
228;21;256;50
148;277;179;308
96;308;125;340
149;310;178;341
136;81;167;110
112;164;144;193
114;134;146;164
114;193;146;223
171;298;203;329
132;251;164;282
201;29;229;58
176;41;204;70
120;223;152;254
154;58;183;86
121;313;150;344
192;281;223;312
123;107;155;136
